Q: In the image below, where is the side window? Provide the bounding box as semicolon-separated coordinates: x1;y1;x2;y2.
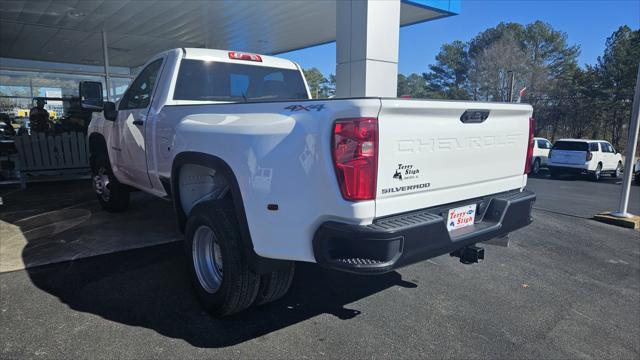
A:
259;71;288;97
609;144;616;153
120;59;163;110
589;143;599;152
599;142;611;153
545;141;552;149
536;140;545;148
264;72;284;82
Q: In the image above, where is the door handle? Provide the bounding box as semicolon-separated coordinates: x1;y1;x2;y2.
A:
132;119;144;126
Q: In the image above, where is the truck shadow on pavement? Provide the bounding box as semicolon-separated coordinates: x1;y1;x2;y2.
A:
25;241;417;348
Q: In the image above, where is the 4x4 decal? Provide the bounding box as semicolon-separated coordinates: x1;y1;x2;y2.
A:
284;104;325;112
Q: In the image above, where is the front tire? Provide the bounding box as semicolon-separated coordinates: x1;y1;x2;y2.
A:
612;162;622;178
91;154;129;212
185;200;261;317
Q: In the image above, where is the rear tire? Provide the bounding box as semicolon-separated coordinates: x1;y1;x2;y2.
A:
591;163;602;182
254;262;295;306
185;199;261;317
91;154;129;212
532;158;541;175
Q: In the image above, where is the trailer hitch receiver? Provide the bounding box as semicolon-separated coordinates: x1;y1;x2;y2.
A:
450;245;485;264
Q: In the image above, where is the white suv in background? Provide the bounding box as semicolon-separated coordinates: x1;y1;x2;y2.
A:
531;137;552;175
548;139;623;181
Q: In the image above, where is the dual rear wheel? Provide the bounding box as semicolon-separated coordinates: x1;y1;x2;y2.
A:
185;200;295;317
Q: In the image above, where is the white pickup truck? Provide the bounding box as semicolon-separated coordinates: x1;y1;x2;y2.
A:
82;48;536;316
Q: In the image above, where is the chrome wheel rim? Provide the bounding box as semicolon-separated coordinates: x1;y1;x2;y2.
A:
616;165;622;177
192;225;223;293
93;167;111;202
595;164;601;180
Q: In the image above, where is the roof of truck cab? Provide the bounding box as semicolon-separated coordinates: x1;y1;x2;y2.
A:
182;48;300;70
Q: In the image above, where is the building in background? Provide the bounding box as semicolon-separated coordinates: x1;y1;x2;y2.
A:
0;0;459;118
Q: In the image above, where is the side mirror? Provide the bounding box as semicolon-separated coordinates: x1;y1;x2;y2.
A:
103;102;118;121
79;81;104;111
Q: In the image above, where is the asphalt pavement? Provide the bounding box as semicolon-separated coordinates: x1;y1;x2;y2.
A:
527;171;640;217
0;181;181;272
1;174;638;359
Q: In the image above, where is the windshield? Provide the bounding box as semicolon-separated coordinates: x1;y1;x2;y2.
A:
173;59;309;102
552;141;589;151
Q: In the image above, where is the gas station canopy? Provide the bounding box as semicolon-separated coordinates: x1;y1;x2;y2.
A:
0;0;459;67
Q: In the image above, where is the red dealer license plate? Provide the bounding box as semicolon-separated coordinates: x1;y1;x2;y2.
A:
446;204;477;232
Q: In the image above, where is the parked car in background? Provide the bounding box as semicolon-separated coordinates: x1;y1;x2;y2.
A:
548;139;623;181
531;137;552;175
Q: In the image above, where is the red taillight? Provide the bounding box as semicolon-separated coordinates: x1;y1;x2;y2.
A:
332;118;378;201
586;151;593;161
228;51;262;62
524;117;535;174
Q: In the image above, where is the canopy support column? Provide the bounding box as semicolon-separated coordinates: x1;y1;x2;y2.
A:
335;0;400;98
102;30;111;101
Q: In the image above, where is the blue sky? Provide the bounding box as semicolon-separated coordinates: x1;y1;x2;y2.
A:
282;0;640;77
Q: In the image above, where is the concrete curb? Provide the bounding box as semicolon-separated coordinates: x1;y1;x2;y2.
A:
593;212;640;230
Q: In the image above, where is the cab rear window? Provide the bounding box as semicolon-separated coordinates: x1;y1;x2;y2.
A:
552;141;588;151
174;59;309;102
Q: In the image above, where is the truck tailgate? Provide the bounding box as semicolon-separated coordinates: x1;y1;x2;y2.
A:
375;99;533;218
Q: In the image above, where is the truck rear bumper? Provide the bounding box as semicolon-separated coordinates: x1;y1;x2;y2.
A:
313;189;535;274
